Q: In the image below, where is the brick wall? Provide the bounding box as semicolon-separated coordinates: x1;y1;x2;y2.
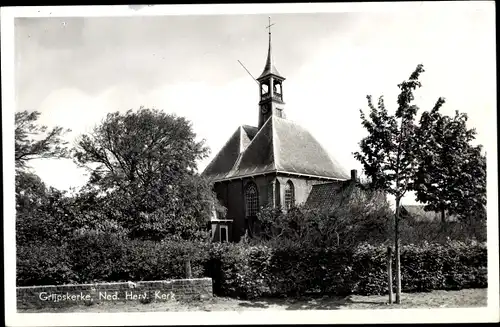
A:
17;277;212;310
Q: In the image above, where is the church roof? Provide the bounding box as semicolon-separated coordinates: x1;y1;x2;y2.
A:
202;116;350;182
305;182;345;208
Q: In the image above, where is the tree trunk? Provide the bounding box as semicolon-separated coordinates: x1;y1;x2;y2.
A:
394;196;402;304
387;246;393;304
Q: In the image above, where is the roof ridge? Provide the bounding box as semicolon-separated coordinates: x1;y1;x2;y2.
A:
229;117;275;175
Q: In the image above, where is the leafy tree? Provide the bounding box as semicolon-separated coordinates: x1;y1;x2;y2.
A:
15;110;71;170
15;170;49;214
15;174;102;246
415;108;486;224
73;107;220;241
353;64;442;303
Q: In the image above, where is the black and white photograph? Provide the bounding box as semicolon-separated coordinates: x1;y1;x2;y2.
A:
2;2;499;326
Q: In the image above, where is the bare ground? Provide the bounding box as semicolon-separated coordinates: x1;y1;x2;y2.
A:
19;288;487;313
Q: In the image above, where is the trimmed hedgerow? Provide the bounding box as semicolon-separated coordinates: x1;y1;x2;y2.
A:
17;232;209;286
205;240;487;298
17;236;487;298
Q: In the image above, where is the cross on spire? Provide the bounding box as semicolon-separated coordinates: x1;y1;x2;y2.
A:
266;16;275;35
257;15;282;80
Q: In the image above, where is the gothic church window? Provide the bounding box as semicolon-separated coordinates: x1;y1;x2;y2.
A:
284;180;295;209
245;182;259;217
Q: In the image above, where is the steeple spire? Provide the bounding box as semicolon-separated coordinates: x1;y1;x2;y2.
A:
258;16;281;79
256;16;286;129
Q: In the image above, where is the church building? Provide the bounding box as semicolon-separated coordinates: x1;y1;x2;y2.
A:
202;20;357;242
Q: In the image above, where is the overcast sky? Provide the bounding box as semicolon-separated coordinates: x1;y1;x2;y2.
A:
8;3;496;205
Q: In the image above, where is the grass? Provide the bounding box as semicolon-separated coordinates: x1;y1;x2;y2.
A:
19;288;487;313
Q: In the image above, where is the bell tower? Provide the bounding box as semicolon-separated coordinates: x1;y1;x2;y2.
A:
257;17;286;129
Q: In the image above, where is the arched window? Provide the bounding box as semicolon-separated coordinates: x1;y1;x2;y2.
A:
245;182;259;217
284;180;295;209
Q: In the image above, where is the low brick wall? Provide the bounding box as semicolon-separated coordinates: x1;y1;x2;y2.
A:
17;278;213;310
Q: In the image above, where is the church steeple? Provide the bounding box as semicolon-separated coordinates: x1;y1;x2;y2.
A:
256;16;286;129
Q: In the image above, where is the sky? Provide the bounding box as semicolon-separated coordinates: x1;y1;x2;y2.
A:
8;2;497;205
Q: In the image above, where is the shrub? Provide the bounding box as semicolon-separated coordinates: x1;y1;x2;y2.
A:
124;238;209;281
256;187;392;248
17;244;77;286
205;242;270;299
206;241;487;298
17;233;487;299
68;230;129;283
67;233;210;284
18;230;211;286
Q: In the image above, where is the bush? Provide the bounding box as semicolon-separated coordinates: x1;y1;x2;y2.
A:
255;187;392;248
206;241;487;298
124;238;209;281
17;233;487;299
17;244;77;286
205;242;271;299
18;231;210;286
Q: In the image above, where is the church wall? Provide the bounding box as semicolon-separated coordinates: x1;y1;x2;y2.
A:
212;175;346;242
226;181;245;241
276;175;341;206
213;175;278;242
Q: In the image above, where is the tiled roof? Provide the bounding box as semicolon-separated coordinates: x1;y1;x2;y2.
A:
202;116;350;182
305;182;388;210
305;182;345;208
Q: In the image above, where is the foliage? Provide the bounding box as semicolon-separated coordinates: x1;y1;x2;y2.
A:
397;217;487;245
18;236;487;297
17;233;210;286
353;65;431;198
206;242;271;299
72;107;220;241
17;244;77;286
352;63;487;302
255;185;391;248
15;110;71;170
415;107;486;222
15;170;49;213
16;179;119;246
205;241;487;299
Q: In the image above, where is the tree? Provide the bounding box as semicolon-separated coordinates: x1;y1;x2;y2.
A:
353;64;442;303
415;108;486;224
15;110;71;170
73;107;219;241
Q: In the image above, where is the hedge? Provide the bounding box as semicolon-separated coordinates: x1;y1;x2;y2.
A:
205;240;487;299
16;231;209;286
17;235;487;299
